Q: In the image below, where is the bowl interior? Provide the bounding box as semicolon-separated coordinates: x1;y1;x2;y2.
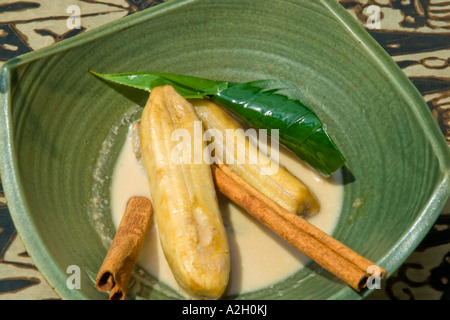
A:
1;0;449;300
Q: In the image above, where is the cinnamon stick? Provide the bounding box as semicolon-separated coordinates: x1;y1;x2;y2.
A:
95;196;153;300
212;164;387;291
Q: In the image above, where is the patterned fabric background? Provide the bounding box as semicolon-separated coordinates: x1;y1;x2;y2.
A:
0;0;449;300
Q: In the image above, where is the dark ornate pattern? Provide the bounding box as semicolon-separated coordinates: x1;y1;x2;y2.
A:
0;0;448;299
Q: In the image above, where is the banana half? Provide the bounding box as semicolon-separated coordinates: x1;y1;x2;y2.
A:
190;99;320;217
140;86;230;300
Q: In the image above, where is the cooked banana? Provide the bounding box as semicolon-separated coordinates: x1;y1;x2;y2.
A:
190;99;320;216
140;86;230;300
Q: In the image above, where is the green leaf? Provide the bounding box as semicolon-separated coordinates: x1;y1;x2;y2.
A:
90;71;345;177
88;70;229;99
213;80;345;177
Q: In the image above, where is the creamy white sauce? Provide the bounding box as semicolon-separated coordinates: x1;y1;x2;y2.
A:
110;123;343;297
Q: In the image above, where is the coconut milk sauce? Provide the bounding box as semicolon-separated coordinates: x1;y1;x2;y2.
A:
110;124;343;297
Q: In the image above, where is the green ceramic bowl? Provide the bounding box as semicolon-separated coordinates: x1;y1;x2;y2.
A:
1;0;449;300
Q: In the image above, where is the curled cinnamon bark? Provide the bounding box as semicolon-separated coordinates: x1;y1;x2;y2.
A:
95;196;153;300
212;164;387;291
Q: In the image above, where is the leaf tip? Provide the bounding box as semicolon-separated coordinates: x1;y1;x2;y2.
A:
88;69;102;78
